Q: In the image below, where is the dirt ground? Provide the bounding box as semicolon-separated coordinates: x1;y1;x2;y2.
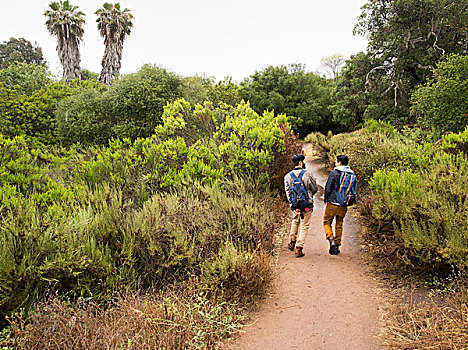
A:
222;156;384;350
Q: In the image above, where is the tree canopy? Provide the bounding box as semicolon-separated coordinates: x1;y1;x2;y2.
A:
0;38;45;68
411;54;468;134
240;64;335;136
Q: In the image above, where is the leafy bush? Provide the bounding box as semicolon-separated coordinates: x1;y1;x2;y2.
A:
57;65;184;145
0;99;296;328
441;125;468;155
240;64;336;136
0;74;106;144
370;152;468;271
411;54;468;134
0;62;50;95
316;120;468;273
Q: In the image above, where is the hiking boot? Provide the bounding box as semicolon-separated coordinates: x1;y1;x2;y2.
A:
334;245;341;255
295;246;305;258
288;240;296;251
328;239;337;255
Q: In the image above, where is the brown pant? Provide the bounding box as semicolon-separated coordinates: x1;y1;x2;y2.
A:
289;210;312;248
323;203;348;246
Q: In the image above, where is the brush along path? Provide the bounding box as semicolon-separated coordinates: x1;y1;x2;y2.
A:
223;156;383;350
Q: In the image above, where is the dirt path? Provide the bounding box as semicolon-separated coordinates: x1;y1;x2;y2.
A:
223;156;383;350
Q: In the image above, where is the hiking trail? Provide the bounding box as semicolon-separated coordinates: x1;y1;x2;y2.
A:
222;153;384;350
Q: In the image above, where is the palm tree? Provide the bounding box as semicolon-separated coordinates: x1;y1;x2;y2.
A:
95;3;134;85
44;1;85;82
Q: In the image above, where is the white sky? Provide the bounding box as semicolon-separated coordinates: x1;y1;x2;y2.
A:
1;0;368;82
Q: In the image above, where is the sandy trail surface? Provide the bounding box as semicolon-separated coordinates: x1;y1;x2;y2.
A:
222;157;383;350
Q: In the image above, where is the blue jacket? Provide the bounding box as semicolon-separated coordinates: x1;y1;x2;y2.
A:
324;166;354;205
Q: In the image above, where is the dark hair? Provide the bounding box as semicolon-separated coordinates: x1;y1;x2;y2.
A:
337;155;349;165
292;154;305;166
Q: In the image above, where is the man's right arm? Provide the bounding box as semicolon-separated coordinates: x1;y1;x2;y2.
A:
324;170;336;203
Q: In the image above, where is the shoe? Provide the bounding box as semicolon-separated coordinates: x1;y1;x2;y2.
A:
329;244;340;255
288;240;296;251
295;246;305;258
334;245;341;255
328;240;338;255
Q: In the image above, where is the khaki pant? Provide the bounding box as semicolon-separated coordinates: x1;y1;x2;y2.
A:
289;210;312;248
323;203;348;246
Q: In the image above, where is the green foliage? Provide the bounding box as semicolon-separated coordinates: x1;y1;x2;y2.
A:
441;126;468;155
329;53;367;129
0;98;294;325
304;131;332;155
0;62;51;95
351;0;468;125
0;38;45;69
369;152;468;270
240;63;336;136
181;76;242;108
0;75;106;144
411;54;468;134
107;64;183;139
56;89;112;145
57;65;183;144
324;121;468;272
81;68;99;81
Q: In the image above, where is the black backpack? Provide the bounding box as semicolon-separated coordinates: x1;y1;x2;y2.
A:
289;170;310;212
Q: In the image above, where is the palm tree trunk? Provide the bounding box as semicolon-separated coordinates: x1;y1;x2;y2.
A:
99;36;123;85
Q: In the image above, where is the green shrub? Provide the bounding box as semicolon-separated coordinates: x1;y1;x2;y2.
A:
411;54;468;134
369;152;468;271
441;125;468;155
0;78;106;144
0;99;294;325
0;63;50;95
56;65;184;144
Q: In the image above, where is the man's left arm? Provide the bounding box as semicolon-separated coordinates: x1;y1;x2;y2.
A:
305;172;318;197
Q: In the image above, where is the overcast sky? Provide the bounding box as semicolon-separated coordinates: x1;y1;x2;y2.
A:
1;0;368;82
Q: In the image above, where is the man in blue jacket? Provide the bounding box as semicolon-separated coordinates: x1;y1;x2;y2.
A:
323;155;355;255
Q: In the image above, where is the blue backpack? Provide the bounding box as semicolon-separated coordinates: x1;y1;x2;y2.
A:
289;170;310;211
335;171;358;206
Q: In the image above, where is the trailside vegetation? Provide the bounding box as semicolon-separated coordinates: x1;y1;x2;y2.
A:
312;120;468;274
0;98;301;348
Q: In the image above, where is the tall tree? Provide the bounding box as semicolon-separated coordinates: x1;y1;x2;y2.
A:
320;54;345;81
240;64;335;136
44;0;85;82
95;3;134;85
0;38;45;68
354;0;468;122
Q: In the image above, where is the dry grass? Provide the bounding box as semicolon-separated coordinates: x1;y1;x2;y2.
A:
5;281;245;350
383;287;468;349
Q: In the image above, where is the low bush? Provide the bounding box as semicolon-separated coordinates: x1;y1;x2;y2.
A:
369;151;468;272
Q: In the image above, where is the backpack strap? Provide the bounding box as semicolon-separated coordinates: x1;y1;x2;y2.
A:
290;169;305;181
339;173;348;193
345;174;355;195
